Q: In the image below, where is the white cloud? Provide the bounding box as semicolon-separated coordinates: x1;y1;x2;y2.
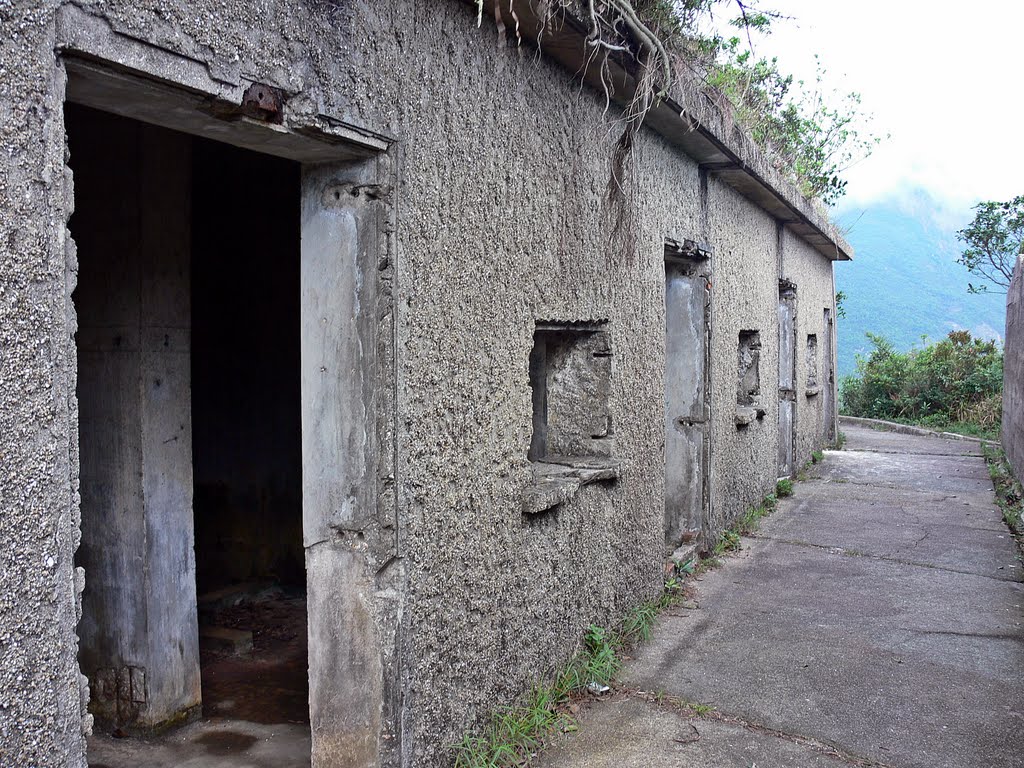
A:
715;1;1024;211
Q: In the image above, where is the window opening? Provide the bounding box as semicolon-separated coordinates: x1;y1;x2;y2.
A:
736;330;765;427
523;321;617;517
806;334;820;394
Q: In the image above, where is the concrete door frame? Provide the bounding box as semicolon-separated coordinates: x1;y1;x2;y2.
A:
777;281;797;479
56;13;401;764
663;241;713;550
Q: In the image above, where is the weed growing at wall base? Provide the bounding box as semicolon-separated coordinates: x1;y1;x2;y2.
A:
708;492;779;558
982;444;1024;537
455;459;822;765
452;582;684;767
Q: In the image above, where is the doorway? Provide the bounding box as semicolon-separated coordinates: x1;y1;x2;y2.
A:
664;247;711;549
824;307;836;442
778;282;797;478
68;103;309;765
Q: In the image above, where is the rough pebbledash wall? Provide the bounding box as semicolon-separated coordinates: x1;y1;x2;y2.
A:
0;1;846;766
781;228;839;467
1003;257;1024;481
0;4;89;767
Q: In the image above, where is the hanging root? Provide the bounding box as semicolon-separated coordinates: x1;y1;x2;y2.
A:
584;0;673;101
478;0;675;112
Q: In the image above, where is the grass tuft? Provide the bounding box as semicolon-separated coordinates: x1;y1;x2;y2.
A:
453;581;684;766
982;444;1024;535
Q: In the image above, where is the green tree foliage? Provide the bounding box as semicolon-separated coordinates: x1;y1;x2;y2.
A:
835;289;847;319
840;331;1003;434
956;195;1024;294
696;43;883;205
633;1;885;205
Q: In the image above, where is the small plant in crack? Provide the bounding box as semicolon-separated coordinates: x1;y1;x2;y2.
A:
713;529;742;555
775;478;794;497
982;444;1024;536
687;701;715;716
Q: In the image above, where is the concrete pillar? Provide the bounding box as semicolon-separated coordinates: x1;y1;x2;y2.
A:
301;164;383;767
73;111;200;731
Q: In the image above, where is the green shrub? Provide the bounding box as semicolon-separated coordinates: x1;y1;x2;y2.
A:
840;331;1002;430
775;478;793;497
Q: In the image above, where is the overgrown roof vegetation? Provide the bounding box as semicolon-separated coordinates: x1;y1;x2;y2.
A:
490;0;886;207
638;0;885;205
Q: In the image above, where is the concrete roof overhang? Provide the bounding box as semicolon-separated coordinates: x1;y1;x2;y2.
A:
56;5;392;164
472;0;853;262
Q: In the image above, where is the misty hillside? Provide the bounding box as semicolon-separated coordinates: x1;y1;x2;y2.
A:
832;192;1006;379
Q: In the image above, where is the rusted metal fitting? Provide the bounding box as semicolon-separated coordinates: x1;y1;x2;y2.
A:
240;82;284;124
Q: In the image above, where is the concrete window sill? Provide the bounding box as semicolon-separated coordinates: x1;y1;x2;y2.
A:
522;456;621;515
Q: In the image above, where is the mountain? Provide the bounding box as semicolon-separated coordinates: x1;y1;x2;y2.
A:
832;190;1006;379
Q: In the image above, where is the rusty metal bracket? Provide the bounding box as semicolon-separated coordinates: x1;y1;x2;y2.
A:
240;82;284;124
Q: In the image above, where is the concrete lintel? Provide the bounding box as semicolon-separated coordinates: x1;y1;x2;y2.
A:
56;5;391;163
472;0;852;262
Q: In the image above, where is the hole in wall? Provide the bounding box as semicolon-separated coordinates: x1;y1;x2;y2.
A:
528;322;614;462
806;334;819;388
737;330;762;406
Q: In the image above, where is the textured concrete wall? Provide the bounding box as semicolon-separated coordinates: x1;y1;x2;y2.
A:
1003;258;1024;481
0;4;92;766
781;229;838;466
0;1;841;766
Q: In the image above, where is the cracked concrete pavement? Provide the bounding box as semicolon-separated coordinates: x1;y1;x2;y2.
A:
537;425;1024;767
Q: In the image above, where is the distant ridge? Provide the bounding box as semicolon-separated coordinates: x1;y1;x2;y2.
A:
833;189;1005;379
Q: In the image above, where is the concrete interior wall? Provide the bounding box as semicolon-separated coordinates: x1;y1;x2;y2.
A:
664;260;709;547
69;104;201;730
299;162;391;768
777;285;796;478
806;334;818;387
823;308;836;442
529;325;614;461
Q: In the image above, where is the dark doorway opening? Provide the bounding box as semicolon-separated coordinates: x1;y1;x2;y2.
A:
68;103;309;766
190;134;307;727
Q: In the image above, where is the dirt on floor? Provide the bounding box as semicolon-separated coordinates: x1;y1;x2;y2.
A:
200;591;309;725
88;591;311;768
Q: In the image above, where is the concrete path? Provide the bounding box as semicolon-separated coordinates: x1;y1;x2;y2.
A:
539;425;1024;768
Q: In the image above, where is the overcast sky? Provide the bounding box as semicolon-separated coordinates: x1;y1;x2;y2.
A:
707;1;1024;215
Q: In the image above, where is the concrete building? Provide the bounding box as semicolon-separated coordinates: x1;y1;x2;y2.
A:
1003;256;1024;480
0;1;849;766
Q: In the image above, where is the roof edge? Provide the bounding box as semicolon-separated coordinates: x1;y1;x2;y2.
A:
472;0;853;262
